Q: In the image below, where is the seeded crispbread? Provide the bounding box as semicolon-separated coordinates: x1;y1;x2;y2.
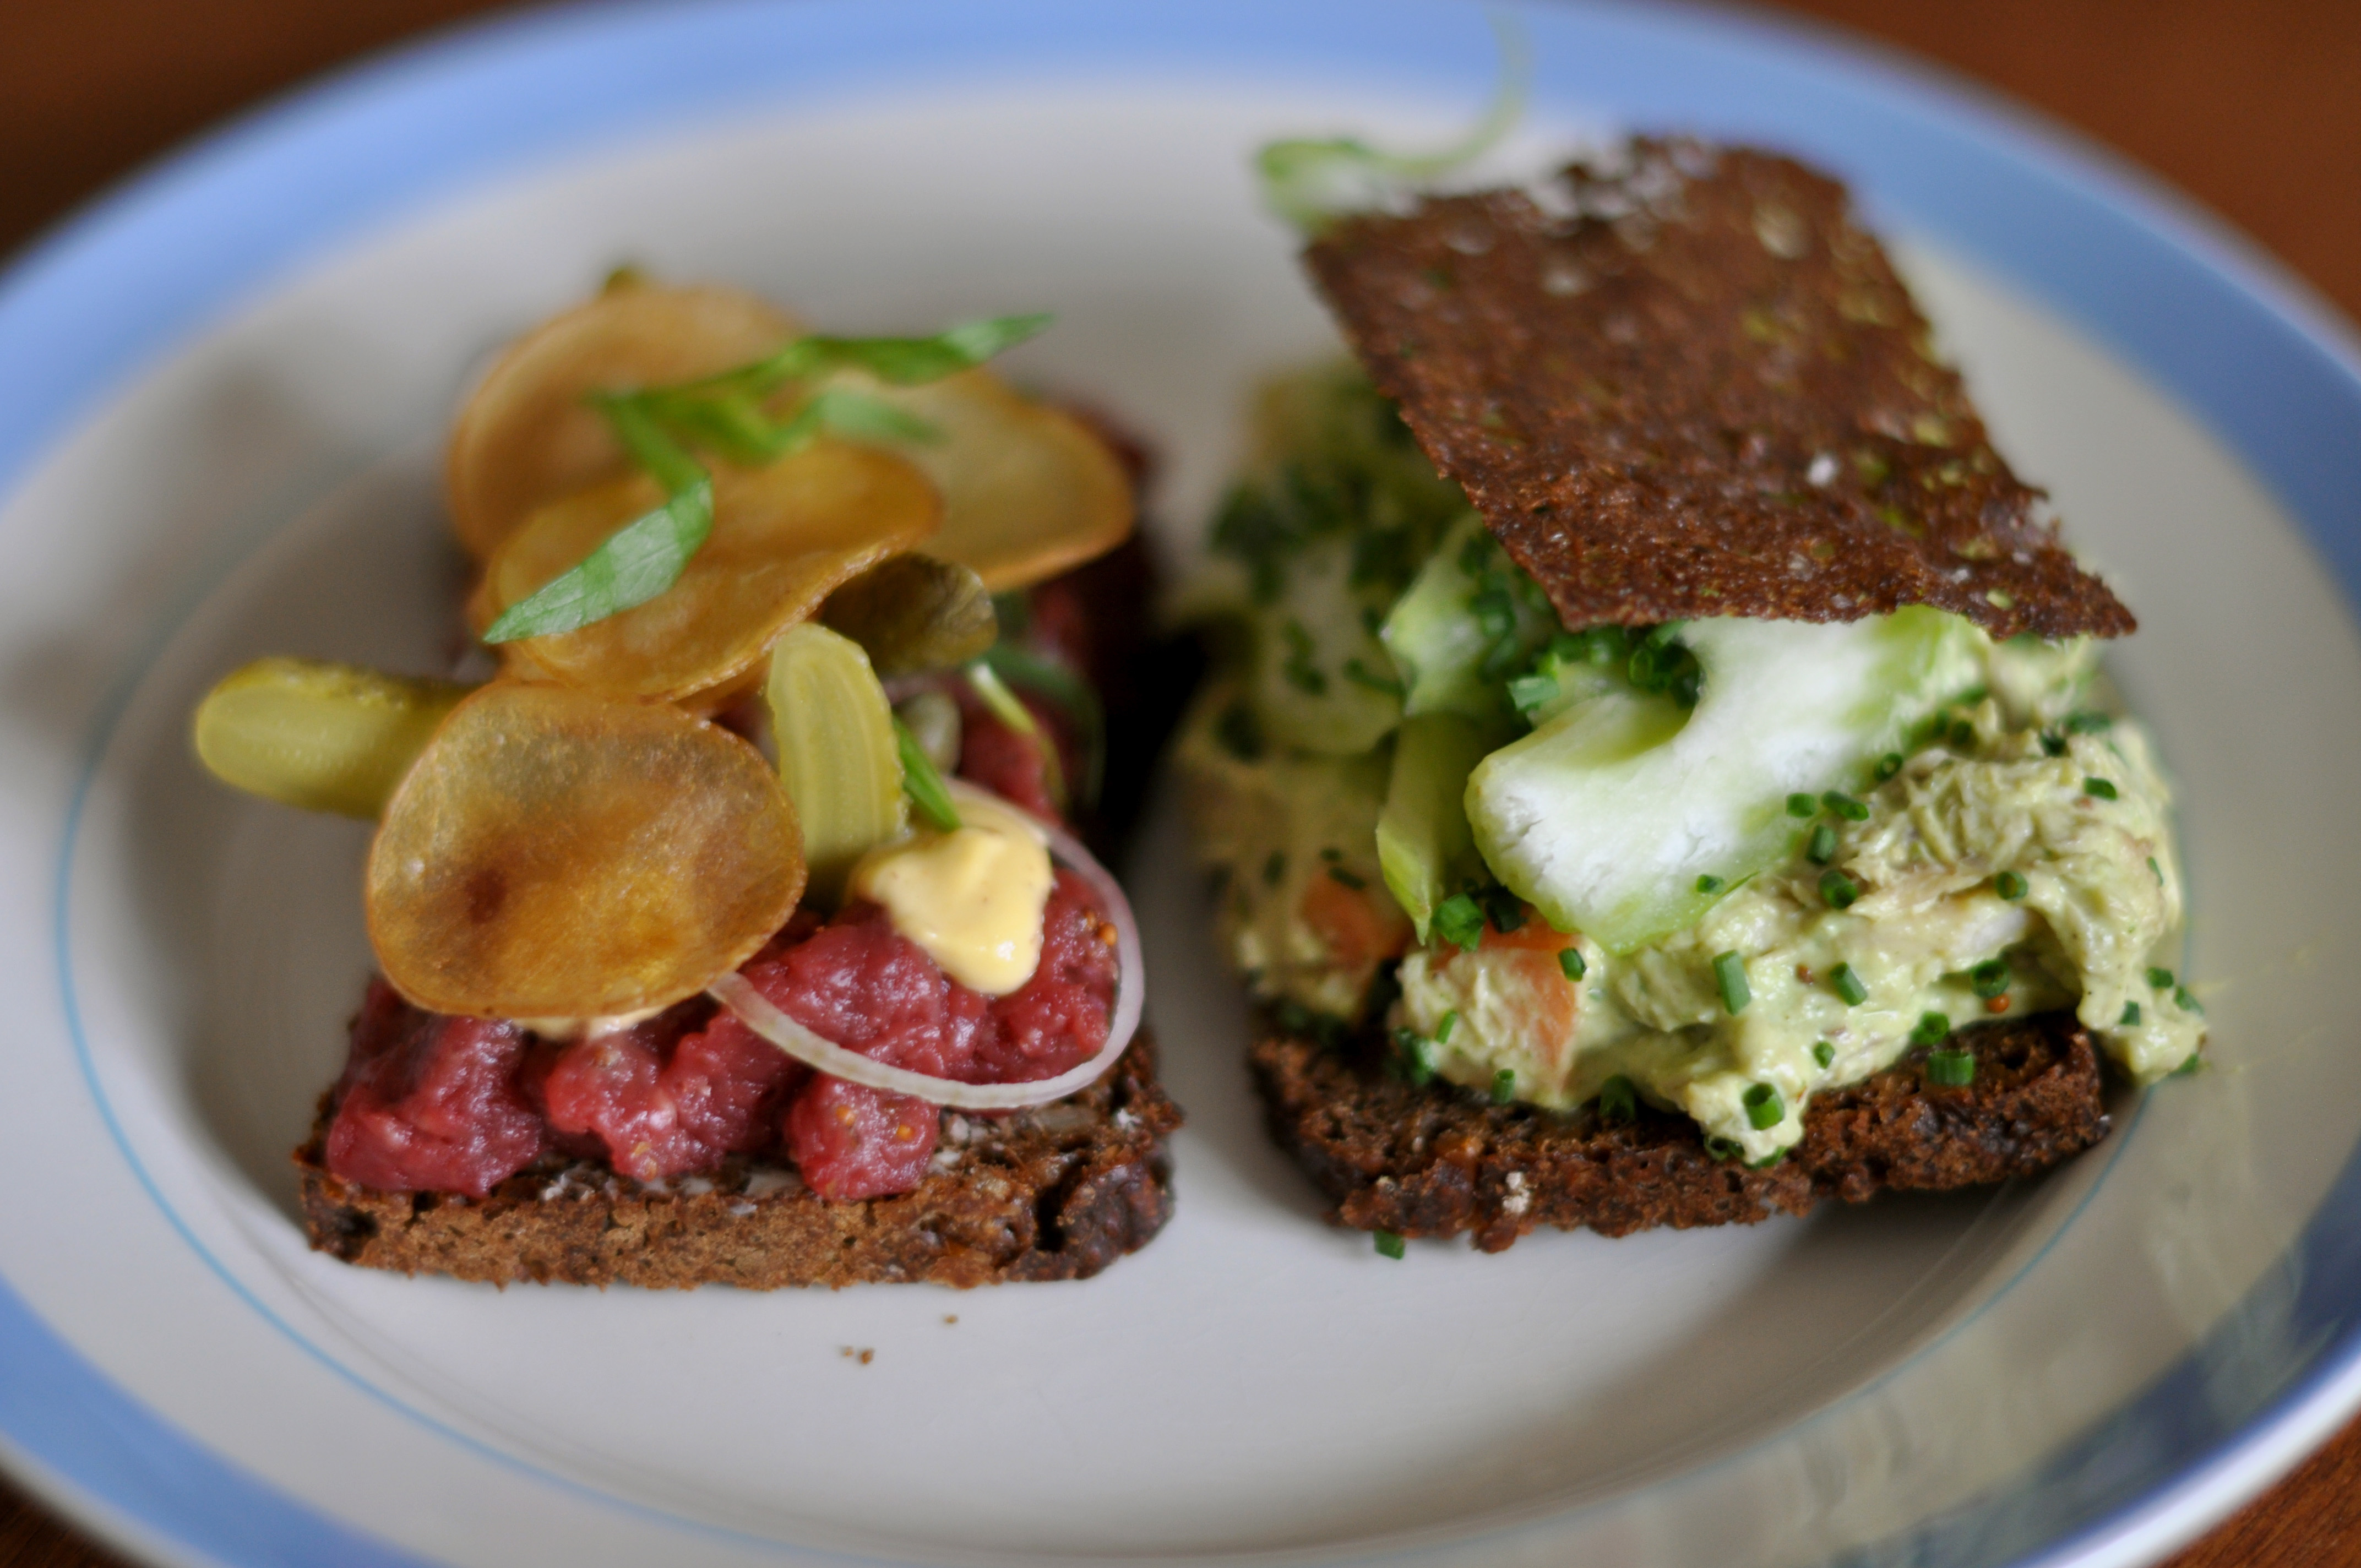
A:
296;1034;1179;1289
1250;1011;2109;1250
1303;138;2134;640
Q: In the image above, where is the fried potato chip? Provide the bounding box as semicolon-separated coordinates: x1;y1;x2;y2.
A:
862;371;1133;591
475;442;942;701
446;283;799;560
366;682;803;1019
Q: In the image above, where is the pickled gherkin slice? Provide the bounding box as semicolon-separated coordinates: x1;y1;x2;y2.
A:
193;657;469;819
768;623;906;902
820;553;998;676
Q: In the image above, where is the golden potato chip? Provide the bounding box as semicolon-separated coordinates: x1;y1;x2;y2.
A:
446;284;798;560
476;442;941;701
366;682;804;1019
862;371;1133;590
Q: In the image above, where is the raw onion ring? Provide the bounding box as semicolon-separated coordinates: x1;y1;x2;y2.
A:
710;780;1144;1109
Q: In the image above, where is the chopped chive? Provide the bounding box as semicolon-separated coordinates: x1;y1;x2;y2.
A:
1830;962;1869;1006
2147;966;2174;989
2149;856;2164;885
1969;958;2011;999
1742;1082;1785;1130
1925;1048;1975;1087
2170;1052;2204;1077
894;718;964;832
1436;1009;1459;1044
1342;657;1406;698
1326;865;1367;890
2082;776;2118;800
1874;752;1903;781
1432;894;1486;952
1822;791;1869;821
2040;733;2067;758
1263;850;1287;887
1749;1151;1788;1170
2120;1001;2141;1027
1713;951;1751;1014
2065;711;2113;734
1559;947;1587;982
1995;870;2028;900
1704;1135;1742;1163
2175;985;2203;1014
1786;792;1817;818
1813;1041;1836;1068
1479;885;1527;934
1374;1229;1406;1259
1506;671;1558;712
1598;1074;1637;1123
1819;868;1860;910
1948;718;1976;749
1696;873;1726;895
1491;1068;1516;1104
1390;1028;1436;1085
1910;1010;1952;1047
1807;823;1839;864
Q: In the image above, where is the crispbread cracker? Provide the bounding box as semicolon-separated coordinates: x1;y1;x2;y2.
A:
1304;138;2134;640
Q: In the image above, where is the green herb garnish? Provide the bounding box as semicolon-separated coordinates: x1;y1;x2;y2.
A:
1491;1068;1516;1104
1821;791;1869;822
1742;1082;1784;1131
1598;1074;1636;1123
894;717;963;832
1970;958;2011;999
1786;792;1817;818
1432;893;1486;952
1256;15;1530;232
1925;1048;1976;1087
1807;823;1839;865
1374;1229;1407;1260
1830;962;1869;1006
2120;1001;2142;1027
1435;1009;1459;1044
1559;946;1587;982
1813;1041;1836;1068
1910;1011;1952;1047
1696;873;1726;895
1819;868;1860;910
1713;951;1751;1014
482;314;1048;643
1995;870;2028;901
2083;776;2118;800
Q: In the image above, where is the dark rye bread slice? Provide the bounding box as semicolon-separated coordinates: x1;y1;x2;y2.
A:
1303;138;2134;641
1250;1012;2108;1252
296;1035;1180;1289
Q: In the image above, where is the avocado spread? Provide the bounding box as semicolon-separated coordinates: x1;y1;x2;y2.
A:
1180;365;2201;1163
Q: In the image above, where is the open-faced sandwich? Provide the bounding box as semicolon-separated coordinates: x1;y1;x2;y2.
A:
1180;137;2202;1252
194;277;1179;1287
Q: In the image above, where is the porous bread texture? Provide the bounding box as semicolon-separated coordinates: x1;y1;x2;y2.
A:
297;1036;1179;1289
1252;1012;2109;1251
1304;138;2134;640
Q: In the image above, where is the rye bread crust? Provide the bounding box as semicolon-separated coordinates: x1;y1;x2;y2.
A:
1303;138;2134;641
1250;1012;2108;1251
296;1035;1180;1289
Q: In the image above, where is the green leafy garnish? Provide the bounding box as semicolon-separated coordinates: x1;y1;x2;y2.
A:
481;314;1051;644
1255;14;1530;233
894;717;964;833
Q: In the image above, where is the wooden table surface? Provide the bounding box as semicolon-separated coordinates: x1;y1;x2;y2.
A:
3;1;2358;1564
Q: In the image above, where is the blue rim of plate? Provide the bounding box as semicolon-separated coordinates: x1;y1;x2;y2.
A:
7;2;2361;1566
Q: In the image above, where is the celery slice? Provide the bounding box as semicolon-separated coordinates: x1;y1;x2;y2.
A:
1380;513;1558;723
767;623;907;902
1468;609;1982;952
192;657;469;819
1377;712;1497;941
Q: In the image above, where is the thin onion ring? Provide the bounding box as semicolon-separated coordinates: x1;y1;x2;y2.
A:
710;780;1144;1109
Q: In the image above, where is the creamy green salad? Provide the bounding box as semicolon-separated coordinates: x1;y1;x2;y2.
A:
1179;365;2201;1163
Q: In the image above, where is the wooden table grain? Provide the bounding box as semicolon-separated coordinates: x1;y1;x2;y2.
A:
2;2;2357;1564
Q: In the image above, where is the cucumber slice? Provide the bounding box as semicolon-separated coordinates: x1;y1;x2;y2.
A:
1377;712;1498;941
1468;608;1983;952
768;623;906;902
1380;513;1558;723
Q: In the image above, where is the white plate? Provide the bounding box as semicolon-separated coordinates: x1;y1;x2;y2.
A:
4;4;2361;1566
